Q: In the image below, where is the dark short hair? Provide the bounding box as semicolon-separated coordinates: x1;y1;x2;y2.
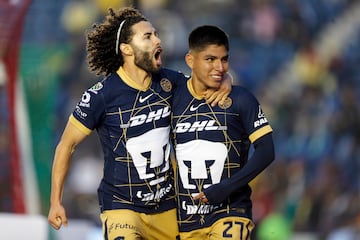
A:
188;25;229;52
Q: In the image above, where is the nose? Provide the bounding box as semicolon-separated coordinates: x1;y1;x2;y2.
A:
214;60;225;72
154;34;161;45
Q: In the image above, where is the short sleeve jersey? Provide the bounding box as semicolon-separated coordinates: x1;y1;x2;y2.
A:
171;80;273;232
71;67;187;213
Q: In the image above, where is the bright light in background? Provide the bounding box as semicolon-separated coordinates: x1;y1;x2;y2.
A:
0;61;6;85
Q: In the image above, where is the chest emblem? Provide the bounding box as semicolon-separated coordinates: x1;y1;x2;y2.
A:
160;78;172;92
218;97;232;109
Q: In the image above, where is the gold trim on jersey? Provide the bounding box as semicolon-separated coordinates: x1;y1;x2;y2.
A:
117;66;151;91
187;79;204;100
249;125;272;143
69;114;92;135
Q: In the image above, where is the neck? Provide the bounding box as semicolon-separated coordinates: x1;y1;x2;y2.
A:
121;63;151;88
188;77;206;99
122;63;151;83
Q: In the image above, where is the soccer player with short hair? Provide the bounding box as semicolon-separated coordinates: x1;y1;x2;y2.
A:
171;25;275;239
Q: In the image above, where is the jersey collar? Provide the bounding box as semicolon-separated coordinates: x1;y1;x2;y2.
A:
117;67;151;91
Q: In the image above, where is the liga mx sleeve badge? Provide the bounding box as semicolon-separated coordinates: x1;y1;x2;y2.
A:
218;97;232;109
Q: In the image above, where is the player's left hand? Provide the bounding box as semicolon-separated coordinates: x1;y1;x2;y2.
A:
204;72;232;107
193;192;208;204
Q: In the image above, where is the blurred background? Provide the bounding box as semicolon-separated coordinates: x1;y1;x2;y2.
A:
1;0;360;239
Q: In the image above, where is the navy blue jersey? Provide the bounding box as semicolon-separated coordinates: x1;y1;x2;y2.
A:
71;67;187;213
171;80;273;232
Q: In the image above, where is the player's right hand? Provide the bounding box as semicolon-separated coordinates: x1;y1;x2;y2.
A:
48;203;68;230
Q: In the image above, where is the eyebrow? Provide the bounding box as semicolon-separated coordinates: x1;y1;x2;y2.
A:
142;29;157;37
203;54;229;59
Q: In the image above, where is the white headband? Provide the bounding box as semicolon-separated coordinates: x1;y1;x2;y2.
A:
115;20;126;55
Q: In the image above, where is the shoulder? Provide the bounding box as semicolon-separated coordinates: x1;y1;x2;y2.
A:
87;73;121;94
156;68;189;82
150;68;188;92
99;73;120;88
228;86;260;109
160;67;188;77
78;74;120;107
230;86;256;99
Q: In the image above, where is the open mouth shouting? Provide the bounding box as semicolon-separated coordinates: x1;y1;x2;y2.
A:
154;47;162;67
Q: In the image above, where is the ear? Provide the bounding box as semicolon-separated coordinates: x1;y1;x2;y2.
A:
185;52;194;69
120;43;133;56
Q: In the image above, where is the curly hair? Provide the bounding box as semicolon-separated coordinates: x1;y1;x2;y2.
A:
86;7;148;76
